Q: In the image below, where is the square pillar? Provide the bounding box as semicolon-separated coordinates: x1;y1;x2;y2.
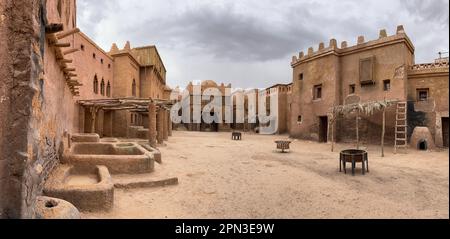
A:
157;107;164;144
168;110;173;137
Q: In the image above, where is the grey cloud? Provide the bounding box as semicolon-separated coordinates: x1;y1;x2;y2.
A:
403;0;449;26
77;0;449;88
125;4;324;61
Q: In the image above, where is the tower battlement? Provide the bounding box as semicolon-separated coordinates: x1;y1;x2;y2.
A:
291;25;414;67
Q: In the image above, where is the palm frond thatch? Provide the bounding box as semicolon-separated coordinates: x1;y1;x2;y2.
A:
332;99;399;116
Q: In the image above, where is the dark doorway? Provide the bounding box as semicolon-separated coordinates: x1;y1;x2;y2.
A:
442;117;449;148
418;140;428;151
319;116;328;143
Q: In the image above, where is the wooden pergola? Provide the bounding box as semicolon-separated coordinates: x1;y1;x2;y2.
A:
78;98;176;147
329;99;399;157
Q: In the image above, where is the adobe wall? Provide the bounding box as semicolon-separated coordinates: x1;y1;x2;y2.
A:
289;27;415;143
72;32;114;134
140;66;165;99
0;0;77;218
407;65;449;147
111;54;139;137
339;39;413;103
0;0;12;218
290;52;340;140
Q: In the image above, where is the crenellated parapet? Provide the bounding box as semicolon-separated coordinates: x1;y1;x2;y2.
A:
291;25;415;67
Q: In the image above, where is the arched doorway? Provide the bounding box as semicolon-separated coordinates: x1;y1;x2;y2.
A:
418;140;428;151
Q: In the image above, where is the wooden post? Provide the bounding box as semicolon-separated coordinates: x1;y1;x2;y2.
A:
331;104;336;152
381;106;386;157
356;110;360;150
56;28;80;40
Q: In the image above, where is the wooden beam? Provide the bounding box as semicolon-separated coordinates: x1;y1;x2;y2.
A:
56;28;80;40
57;59;73;63
45;23;64;34
63;68;76;72
53;42;71;48
67;73;77;77
63;48;79;55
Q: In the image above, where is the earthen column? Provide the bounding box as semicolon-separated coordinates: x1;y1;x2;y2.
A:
148;103;157;147
163;109;169;141
168;110;173;137
157;107;164;144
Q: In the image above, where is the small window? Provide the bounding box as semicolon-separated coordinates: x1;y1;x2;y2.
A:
108;64;111;69
81;44;85;51
106;82;111;97
101;59;104;64
383;80;391;91
299;73;304;81
93;76;99;94
100;79;105;96
417;89;429;101
93;53;96;59
313;84;322;100
349;84;356;94
132;79;137;97
297;115;303;123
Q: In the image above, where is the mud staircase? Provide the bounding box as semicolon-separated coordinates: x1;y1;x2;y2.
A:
394;102;408;153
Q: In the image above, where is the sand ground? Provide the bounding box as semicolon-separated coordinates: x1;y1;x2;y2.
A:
82;131;449;219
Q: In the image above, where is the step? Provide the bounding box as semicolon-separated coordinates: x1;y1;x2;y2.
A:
112;163;179;189
113;174;179;189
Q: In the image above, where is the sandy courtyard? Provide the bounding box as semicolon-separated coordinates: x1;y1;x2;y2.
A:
82;131;449;219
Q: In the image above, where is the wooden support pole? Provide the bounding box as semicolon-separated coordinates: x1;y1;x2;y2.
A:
381;107;386;157
356;110;360;150
56;28;80;40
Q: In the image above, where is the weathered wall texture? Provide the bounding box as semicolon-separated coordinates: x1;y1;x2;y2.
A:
0;0;78;218
289;27;424;144
263;84;292;134
72;32;114;134
407;63;449;147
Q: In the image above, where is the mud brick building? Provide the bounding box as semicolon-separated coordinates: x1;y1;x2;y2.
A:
289;26;449;148
0;0;171;218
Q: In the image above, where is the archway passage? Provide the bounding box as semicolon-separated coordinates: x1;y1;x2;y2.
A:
418;140;428;151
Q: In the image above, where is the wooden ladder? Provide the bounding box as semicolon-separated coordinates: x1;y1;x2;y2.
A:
394;101;408;153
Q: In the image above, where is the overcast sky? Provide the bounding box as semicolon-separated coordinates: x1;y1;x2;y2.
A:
77;0;449;89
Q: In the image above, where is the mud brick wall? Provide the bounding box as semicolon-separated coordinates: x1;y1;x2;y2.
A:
0;0;77;218
335;106;397;145
0;0;44;218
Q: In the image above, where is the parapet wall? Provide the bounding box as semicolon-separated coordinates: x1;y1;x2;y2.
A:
291;25;415;67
